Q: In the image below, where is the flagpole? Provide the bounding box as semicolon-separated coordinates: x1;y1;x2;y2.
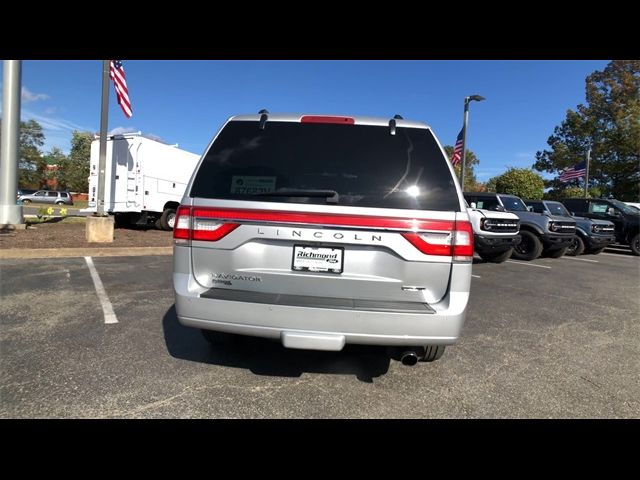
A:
460;98;470;189
97;60;110;217
584;147;591;198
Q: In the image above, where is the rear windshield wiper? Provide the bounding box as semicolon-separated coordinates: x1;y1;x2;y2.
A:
254;189;339;204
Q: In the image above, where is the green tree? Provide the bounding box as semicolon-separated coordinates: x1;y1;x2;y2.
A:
43;147;68;189
544;186;603;200
0;118;47;188
57;131;93;192
534;60;640;201
494;167;545;199
443;146;480;191
485;176;498;193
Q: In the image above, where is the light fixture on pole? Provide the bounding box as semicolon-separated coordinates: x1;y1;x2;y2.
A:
460;94;485;190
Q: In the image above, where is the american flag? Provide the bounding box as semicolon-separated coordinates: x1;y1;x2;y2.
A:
109;60;132;118
559;160;587;182
450;128;464;166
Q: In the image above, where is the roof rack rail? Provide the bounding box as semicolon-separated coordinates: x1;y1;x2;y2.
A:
389;115;402;135
258;109;269;130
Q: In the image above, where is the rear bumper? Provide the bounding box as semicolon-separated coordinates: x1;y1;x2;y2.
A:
173;248;471;350
474;234;521;254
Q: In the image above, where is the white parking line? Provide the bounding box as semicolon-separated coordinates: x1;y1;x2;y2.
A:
84;256;118;324
561;256;599;263
471;274;482;278
506;260;551;269
600;252;634;257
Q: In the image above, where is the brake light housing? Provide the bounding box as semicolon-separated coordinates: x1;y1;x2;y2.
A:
401;220;473;261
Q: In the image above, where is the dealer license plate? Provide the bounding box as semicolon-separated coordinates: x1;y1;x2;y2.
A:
292;245;344;274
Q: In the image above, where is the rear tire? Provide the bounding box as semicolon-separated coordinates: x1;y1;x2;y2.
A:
566;236;585;256
479;248;513;263
631;234;640;256
55;201;65;206
510;231;543;261
159;208;176;231
22;199;31;205
420;345;446;362
545;246;567;258
587;247;605;255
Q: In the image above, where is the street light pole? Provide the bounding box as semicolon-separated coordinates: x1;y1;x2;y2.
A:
460;94;485;190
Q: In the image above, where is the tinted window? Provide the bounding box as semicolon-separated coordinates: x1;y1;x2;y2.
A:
544;201;570;216
527;202;545;213
498;195;528;212
191;121;459;211
47;192;58;197
476;197;503;211
34;191;45;196
562;199;585;213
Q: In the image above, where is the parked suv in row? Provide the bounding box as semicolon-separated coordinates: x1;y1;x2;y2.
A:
466;201;520;263
173;112;474;365
18;190;74;206
560;198;640;256
464;192;576;261
525;199;615;256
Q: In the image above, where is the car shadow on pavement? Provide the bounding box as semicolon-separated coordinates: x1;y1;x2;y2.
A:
162;305;391;383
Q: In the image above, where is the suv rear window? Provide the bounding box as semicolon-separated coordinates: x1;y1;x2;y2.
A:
190;120;460;211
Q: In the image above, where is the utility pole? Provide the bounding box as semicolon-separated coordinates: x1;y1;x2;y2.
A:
584;147;591;198
0;60;24;228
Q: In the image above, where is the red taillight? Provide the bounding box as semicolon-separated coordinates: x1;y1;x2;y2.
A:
172;206;240;243
300;115;355;125
401;220;474;259
452;220;474;259
192;222;239;241
173;206;191;240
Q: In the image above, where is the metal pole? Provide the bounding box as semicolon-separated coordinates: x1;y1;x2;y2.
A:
460;97;470;190
0;60;24;226
97;60;110;216
584;147;591;198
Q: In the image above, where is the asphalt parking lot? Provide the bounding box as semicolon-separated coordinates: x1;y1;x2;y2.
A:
1;248;639;418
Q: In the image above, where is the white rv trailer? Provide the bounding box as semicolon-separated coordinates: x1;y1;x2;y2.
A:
87;133;200;229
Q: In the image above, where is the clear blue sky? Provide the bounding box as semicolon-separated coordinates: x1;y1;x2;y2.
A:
1;60;608;182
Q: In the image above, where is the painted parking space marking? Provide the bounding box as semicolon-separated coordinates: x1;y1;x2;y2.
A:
561;256;599;263
600;252;637;257
471;274;481;278
84;256;118;324
505;260;551;269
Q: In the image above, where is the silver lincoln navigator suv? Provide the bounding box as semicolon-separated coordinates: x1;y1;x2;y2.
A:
173;112;473;364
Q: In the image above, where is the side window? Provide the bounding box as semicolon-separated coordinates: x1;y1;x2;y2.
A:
529;203;544;213
61;193;69;198
47;192;58;197
477;197;501;211
35;191;45;196
589;202;609;214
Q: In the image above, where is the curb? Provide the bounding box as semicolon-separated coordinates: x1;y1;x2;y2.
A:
0;246;173;259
